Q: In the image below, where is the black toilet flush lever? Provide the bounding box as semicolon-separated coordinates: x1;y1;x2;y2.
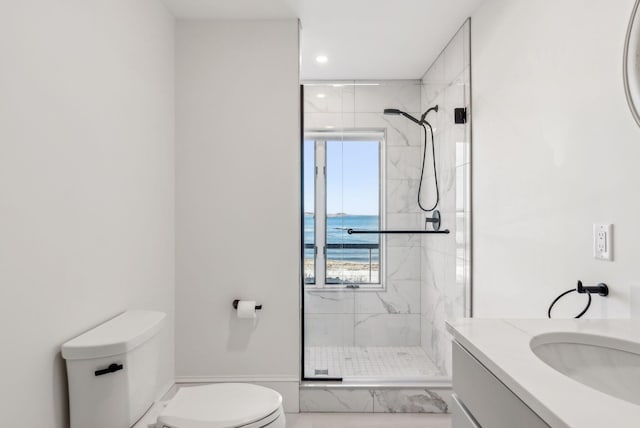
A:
94;363;123;377
576;280;609;296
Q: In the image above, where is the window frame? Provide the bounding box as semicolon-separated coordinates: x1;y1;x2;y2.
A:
304;130;386;290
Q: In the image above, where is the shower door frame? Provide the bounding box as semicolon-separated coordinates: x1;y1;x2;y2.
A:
300;126;387;382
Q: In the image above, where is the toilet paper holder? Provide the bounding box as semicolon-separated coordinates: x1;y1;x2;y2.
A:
232;300;263;310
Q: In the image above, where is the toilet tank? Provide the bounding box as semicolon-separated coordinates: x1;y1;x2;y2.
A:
62;311;166;428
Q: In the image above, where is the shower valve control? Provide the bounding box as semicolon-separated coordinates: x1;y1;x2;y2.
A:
593;224;613;261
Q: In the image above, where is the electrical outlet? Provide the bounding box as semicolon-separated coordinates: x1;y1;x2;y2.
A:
593;224;613;261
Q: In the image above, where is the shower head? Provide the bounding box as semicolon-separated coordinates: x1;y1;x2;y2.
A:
384;106;439;125
383;108;421;125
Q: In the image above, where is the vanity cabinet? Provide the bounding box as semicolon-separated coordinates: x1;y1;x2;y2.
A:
452;341;550;428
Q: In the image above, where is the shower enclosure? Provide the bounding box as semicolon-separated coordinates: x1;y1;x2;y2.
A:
301;22;471;385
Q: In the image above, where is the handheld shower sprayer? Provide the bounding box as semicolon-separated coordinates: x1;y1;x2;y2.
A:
383;105;441;215
383;106;438;125
383;108;422;125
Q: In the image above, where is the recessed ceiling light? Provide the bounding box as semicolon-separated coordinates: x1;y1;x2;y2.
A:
325;125;335;129
316;93;326;99
315;55;328;64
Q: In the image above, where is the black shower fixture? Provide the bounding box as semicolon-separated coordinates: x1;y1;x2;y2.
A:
383;106;438;125
454;107;467;124
383;108;422;125
383;105;440;214
420;105;439;123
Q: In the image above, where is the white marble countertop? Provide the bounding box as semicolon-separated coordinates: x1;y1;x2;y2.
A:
446;319;640;428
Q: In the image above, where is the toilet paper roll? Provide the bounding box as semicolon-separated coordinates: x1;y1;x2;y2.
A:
236;300;257;319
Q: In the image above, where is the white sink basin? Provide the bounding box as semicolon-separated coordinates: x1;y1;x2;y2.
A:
530;332;640;406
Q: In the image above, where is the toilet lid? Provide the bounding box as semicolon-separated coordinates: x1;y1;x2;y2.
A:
157;383;282;428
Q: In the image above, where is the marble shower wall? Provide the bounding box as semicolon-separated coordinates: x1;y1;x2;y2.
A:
303;81;425;348
420;21;472;376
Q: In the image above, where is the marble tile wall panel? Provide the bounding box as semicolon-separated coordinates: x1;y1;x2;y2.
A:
386;231;422;248
304;290;355;314
304;112;355;130
299;387;451;413
386;213;422;230
385;213;422;248
354;82;421;114
422;81;446;110
373;388;450;413
387;179;422;214
305;314;354;346
304;84;355;114
354;113;422;147
354;314;420;346
422;275;446;324
420;314;435;363
387;146;421;180
354;280;420;315
386;246;421;281
300;388;374;412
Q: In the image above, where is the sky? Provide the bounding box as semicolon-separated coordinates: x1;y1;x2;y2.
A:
304;140;379;215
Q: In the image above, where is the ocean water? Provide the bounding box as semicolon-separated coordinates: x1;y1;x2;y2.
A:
304;214;380;263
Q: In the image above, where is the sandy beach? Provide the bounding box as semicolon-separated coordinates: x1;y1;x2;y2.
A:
304;259;380;283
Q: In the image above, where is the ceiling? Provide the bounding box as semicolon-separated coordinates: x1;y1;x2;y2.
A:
161;0;484;80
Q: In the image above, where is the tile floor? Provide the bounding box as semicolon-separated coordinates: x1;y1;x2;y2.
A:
286;413;452;428
304;346;444;379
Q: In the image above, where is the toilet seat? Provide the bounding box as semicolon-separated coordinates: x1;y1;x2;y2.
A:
157;383;283;428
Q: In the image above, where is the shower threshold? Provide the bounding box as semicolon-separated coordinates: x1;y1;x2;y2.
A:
339;376;450;387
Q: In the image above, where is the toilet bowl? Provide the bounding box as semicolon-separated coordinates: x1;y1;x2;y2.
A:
61;311;285;428
156;383;285;428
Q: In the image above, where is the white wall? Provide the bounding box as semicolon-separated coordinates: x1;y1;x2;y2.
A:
472;0;640;318
175;20;300;408
0;1;175;427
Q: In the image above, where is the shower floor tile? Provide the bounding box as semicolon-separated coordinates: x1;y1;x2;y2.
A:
304;346;444;379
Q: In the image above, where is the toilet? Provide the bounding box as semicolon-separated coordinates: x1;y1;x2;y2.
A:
61;311;285;428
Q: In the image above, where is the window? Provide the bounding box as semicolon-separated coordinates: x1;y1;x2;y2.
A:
303;132;383;289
